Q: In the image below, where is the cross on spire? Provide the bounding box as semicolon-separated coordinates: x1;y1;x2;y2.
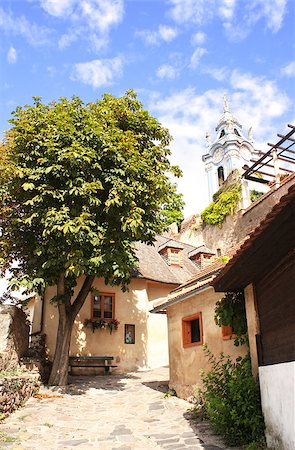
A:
223;93;229;113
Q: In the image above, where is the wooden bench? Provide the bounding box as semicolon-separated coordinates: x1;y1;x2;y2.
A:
69;356;118;375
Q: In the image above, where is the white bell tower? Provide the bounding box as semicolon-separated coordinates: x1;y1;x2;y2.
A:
202;95;257;201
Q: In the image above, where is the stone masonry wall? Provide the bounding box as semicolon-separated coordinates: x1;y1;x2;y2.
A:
177;174;295;255
0;374;40;416
0;305;30;371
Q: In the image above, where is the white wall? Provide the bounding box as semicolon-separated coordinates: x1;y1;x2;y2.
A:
259;362;295;450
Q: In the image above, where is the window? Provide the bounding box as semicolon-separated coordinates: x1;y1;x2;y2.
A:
222;325;236;340
218;166;225;186
159;246;183;267
124;324;135;344
92;293;115;320
169;248;183;266
182;313;203;348
219;129;225;138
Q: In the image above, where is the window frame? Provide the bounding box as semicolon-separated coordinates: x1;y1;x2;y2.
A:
182;312;203;348
124;324;135;344
91;292;115;321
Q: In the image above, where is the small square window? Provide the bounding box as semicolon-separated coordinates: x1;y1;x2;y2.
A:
124;324;135;344
182;313;203;348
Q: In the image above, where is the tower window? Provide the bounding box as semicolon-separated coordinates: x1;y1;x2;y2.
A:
234;128;240;136
219;129;225;138
218;166;225;187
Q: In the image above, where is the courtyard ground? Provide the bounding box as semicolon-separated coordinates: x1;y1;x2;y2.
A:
0;367;242;450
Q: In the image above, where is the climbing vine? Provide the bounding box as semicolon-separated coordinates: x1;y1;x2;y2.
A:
201;182;241;226
214;291;247;346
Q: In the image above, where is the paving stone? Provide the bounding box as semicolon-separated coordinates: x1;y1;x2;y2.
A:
59;439;89;446
111;427;132;436
0;367;242;450
149;404;164;410
116;435;136;443
200;446;223;449
157;437;180;445
162;445;187;450
185;438;203;445
181;432;197;438
149;433;177;439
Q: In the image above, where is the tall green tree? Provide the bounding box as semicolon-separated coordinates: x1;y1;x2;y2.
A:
160;182;184;229
0;91;182;385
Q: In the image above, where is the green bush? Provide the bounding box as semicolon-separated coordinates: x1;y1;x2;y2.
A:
214;292;247;346
250;190;264;203
201;182;241;226
198;346;265;446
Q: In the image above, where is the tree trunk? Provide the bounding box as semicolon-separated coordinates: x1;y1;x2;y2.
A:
48;274;95;386
48;304;74;386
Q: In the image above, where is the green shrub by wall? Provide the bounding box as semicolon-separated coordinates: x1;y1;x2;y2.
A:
197;346;265;446
201;182;241;226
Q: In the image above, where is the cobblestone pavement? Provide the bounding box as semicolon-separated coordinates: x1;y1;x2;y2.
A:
0;367;242;450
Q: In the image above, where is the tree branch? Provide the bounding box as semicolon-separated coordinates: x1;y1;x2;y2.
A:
71;275;95;318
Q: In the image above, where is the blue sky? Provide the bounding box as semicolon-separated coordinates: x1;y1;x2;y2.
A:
1;0;295;216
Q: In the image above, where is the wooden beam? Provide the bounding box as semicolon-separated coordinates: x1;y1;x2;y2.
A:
277;134;295;143
250;159;294;172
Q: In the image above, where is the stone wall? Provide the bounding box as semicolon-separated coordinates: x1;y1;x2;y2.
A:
177;174;295;255
0;374;40;416
0;305;30;371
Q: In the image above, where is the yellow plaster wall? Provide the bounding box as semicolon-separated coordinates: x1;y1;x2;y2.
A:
42;277;170;372
146;282;176;368
167;287;247;399
31;296;43;334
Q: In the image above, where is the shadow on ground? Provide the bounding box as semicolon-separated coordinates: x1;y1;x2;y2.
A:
141;380;169;393
46;373;140;396
183;410;243;450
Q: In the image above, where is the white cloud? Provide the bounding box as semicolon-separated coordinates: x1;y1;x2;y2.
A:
148;71;291;215
168;0;287;40
78;0;124;33
156;64;178;80
189;47;207;69
40;0;74;17
229;70;290;127
203;66;228;81
223;0;288;41
191;31;206;46
256;0;287;32
7;46;17;64
169;0;215;25
72;57;123;88
158;25;178;42
137;25;178;46
58;30;79;49
218;0;236;20
0;7;50;46
40;0;124;50
281;61;295;77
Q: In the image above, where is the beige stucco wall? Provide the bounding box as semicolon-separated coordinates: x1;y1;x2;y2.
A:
167;286;247;399
42;277;170;372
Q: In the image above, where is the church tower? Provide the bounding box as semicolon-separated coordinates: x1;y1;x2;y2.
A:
202;95;257;201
